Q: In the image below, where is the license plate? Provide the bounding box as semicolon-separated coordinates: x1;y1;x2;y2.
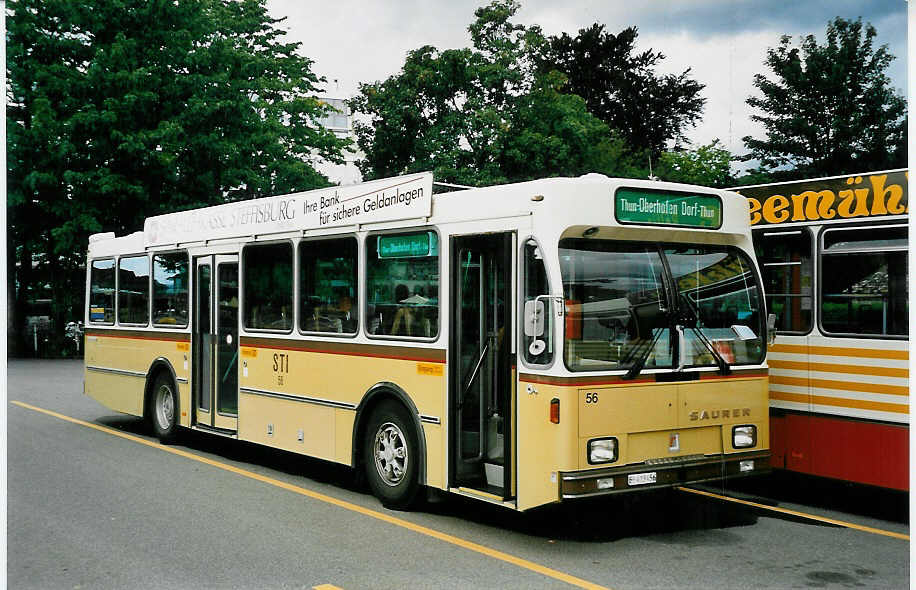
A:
627;472;657;486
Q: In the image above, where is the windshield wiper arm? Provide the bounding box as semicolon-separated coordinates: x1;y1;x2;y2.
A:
622;327;666;380
687;325;731;375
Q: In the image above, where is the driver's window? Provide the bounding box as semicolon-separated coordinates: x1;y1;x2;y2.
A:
522;240;552;366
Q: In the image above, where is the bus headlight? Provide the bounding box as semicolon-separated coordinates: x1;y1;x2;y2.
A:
588;437;618;464
732;425;756;449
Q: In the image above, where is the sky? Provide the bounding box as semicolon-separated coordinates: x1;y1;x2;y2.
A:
264;0;908;166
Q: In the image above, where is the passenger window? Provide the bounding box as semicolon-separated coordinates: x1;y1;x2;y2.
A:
118;255;150;325
299;237;358;334
753;229;813;333
152;252;189;327
366;232;439;338
89;259;115;324
821;225;908;337
243;243;293;331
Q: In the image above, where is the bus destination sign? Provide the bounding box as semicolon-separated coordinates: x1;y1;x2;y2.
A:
614;188;722;229
377;231;438;258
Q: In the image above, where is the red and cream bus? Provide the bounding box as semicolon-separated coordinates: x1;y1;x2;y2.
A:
85;172;771;510
735;169;908;490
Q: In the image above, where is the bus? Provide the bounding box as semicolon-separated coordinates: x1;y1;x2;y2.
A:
734;169;908;491
84;172;771;511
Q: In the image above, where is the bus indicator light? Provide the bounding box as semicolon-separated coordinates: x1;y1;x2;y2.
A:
550;398;560;424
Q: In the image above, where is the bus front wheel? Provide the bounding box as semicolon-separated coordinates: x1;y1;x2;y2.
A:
149;372;179;443
363;400;420;510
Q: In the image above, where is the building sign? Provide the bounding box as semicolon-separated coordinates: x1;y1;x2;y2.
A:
144;172;433;246
734;170;908;226
614;188;722;228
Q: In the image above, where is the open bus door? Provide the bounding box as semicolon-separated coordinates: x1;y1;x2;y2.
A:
449;233;514;499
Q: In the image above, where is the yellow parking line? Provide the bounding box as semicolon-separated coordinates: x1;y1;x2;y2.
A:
676;486;909;541
11;401;609;590
313;585;343;590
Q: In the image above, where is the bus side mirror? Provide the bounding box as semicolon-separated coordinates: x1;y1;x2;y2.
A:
524;299;545;337
766;313;777;346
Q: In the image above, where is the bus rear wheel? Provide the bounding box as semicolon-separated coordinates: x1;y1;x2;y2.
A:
149;372;179;443
363;400;420;510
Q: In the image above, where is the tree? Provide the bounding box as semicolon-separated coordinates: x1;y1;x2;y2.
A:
743;17;906;178
536;24;706;159
350;0;639;186
655;140;735;188
7;0;349;355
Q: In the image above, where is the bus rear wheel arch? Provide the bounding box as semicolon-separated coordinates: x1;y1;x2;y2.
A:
362;399;421;510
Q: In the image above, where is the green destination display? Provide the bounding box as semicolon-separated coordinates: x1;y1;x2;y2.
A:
615;188;722;228
378;231;438;258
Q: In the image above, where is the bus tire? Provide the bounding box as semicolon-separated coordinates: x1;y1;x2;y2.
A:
363;400;420;510
149;372;180;443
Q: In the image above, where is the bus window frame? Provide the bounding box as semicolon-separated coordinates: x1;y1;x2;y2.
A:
88;257;117;326
297;233;360;339
519;235;555;370
151;249;190;329
817;220;909;340
116;253;151;328
240;239;296;335
364;226;442;343
753;226;814;336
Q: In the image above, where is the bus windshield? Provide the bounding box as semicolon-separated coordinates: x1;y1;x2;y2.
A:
560;239;765;372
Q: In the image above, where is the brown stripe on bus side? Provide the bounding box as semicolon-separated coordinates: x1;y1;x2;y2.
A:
239;336;446;364
518;368;767;387
769;375;909;397
84;328;190;342
769;359;909;379
769;344;909;361
770;391;909;414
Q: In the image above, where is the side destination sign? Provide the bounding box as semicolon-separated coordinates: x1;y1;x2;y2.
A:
615;188;722;229
144;172;433;246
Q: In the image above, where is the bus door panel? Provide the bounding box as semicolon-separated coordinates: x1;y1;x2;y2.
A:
449;233;513;498
194;261;212;422
213;257;239;430
193;254;239;433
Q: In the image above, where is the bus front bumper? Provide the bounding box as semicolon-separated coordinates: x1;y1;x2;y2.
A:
559;450;771;499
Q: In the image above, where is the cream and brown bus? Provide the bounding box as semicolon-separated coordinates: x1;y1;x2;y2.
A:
84;172;771;511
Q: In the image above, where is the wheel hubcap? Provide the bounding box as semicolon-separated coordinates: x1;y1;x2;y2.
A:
155;385;174;430
373;422;408;486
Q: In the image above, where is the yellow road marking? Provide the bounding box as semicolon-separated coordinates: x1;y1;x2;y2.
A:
313;585;343;590
11;401;609;590
676;486;909;541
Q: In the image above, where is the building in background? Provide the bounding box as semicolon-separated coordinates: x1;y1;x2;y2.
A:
315;97;362;186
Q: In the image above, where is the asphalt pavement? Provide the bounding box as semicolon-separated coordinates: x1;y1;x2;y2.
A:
7;359;910;589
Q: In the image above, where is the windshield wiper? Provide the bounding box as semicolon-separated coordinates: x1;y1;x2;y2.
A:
686;325;731;375
622;326;666;380
673;293;731;375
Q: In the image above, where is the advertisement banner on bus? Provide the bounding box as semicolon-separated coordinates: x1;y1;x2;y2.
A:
143;172;433;246
734;170;908;226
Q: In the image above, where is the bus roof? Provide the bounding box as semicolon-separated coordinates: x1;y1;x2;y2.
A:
88;173;753;256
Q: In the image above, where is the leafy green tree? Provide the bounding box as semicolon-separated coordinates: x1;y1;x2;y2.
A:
7;0;348;355
350;0;637;186
743;17;906;178
536;24;706;159
655;140;735;188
